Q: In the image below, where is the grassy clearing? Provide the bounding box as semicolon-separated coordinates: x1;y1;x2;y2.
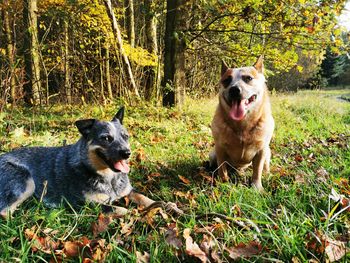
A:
0;89;349;262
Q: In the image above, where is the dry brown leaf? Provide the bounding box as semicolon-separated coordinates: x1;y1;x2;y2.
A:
91;213;113;237
316;167;329;182
211;249;222;263
324;237;347;262
121;218;134;236
164;223;182;249
183;228;208;263
200;234;216;255
136;251;150;263
24;226;37;240
306;230;347;261
294;173;305;184
63;241;84;257
150;133;165;144
226;241;263;260
135;148;146;162
24;226;60;254
178;175;191;185
294;154;303;163
144;207;162;225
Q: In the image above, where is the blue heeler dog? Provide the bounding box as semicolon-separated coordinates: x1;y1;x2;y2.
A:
0;107;182;217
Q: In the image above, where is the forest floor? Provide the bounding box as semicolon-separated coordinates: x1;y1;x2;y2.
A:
0;89;349;262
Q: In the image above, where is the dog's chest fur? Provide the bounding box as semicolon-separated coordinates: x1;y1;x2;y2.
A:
83;170;132;204
212;100;272;166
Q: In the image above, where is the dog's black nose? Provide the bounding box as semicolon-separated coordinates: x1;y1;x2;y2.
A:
229;85;241;99
119;149;131;159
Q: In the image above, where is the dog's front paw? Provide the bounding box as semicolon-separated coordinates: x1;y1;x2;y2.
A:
163;201;184;215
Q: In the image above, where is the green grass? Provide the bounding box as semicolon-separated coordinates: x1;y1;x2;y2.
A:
0;89;349;262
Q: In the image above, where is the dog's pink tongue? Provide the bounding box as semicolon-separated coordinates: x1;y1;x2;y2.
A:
114;160;130;173
229;100;246;121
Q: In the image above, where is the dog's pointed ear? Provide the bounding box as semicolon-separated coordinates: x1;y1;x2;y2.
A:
112;106;125;124
75;119;95;138
253;55;264;73
221;60;229;76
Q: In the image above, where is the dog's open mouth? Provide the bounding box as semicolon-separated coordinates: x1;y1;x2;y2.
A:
229;94;257;121
113;160;130;173
96;149;130;173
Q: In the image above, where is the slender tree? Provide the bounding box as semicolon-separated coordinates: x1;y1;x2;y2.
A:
105;42;113;99
23;0;41;105
63;19;71;104
124;0;135;48
2;0;16;103
104;0;140;97
144;0;159;100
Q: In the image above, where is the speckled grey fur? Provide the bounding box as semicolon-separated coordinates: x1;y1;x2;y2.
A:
0;107;133;214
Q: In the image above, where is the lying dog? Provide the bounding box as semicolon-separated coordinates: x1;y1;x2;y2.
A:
210;56;274;190
0;107;182;217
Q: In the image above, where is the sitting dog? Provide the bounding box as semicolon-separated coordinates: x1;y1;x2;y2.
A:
0;107;182;217
210;56;274;190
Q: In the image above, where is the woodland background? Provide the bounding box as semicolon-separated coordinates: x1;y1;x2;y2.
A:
0;1;350;262
0;0;350;110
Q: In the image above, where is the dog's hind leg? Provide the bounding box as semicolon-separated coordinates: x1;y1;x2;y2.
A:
0;164;35;218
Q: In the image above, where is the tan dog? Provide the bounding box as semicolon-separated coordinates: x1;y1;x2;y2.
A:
210;56;274;190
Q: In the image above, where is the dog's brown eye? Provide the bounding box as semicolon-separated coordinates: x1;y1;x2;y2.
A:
242;75;253;83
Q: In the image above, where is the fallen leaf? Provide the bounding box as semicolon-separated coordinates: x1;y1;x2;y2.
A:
183;228;208;263
25;226;60;254
325;238;347;262
135;148;146;162
200;234;216;255
178;175;190;185
63;241;84;257
294;173;305;184
121;218;134;236
164;223;182;249
211;250;222;263
144;207;163;226
136;251;150;263
226;241;263;260
294;154;303;163
306;230;347;261
150;133;165;144
91;213;113;237
230;205;242;217
316;167;329;182
90;239;111;262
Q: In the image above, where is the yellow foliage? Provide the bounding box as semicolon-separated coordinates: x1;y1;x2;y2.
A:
123;44;158;67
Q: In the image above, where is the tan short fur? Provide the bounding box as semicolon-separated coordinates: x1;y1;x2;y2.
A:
210;56;274;190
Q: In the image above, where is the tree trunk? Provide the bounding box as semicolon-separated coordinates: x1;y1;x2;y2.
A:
143;0;159;100
162;0;187;107
64;19;72;104
105;42;113;99
3;1;16;103
124;0;135;48
23;0;41;105
103;0;140;98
